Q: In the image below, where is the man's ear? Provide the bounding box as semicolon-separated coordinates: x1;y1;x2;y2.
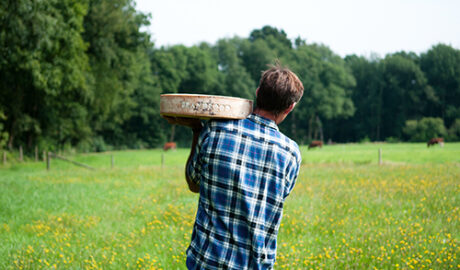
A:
285;102;296;114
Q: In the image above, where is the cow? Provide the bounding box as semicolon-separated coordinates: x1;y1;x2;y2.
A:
308;140;323;150
163;142;177;151
427;138;444;147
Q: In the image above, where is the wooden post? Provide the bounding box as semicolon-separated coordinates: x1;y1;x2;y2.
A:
2;151;6;165
46;152;50;171
19;146;23;162
378;148;382;165
161;153;165;168
35;146;38;162
42;151;46;162
111;154;114;169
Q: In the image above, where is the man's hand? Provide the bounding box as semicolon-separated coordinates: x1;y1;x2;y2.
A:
162;115;202;193
162;115;203;132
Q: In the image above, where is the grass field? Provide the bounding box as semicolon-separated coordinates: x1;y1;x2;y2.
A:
0;143;459;269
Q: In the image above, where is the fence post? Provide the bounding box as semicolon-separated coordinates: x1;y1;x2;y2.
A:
46;152;51;171
19;146;23;162
111;154;114;169
378;148;382;165
2;151;6;165
42;151;46;162
35;146;38;162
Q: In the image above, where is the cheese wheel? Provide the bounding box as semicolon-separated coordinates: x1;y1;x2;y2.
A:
160;94;253;119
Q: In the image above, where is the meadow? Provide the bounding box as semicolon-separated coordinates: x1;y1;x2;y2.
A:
0;143;459;269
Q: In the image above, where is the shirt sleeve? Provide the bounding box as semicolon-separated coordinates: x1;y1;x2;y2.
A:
284;148;302;198
186;124;208;185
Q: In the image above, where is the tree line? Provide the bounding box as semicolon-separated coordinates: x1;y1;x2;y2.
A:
1;0;460;154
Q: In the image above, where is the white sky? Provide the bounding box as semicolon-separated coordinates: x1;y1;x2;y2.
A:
135;0;460;57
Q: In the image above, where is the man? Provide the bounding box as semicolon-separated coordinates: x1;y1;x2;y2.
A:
165;64;303;269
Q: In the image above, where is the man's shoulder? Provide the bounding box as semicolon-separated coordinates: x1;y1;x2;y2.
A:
277;131;301;160
204;118;241;134
205;117;300;156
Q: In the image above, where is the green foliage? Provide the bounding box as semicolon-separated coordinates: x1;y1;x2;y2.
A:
381;54;433;139
249;26;292;49
0;0;459;152
342;55;384;141
359;136;371;143
283;43;355;142
403;117;447;142
150;44;222;146
0;0;90;150
447;119;460;141
83;0;153;147
385;137;400;143
241;38;278;82
91;136;111;152
214;38;255;99
421;44;460;126
0;111;7;149
123;48;164;148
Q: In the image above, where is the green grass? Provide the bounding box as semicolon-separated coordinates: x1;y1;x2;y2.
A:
300;142;460;164
0;143;459;269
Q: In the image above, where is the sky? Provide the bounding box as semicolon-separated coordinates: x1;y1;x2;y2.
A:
135;0;460;57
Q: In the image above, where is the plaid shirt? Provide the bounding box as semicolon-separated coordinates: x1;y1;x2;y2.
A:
186;113;301;270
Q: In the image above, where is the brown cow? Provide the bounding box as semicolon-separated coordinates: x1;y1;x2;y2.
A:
427;138;444;147
163;142;177;151
308;140;323;150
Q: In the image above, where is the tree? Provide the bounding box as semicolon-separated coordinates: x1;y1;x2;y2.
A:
403;117;447;142
214;38;255;99
420;44;460;126
0;0;91;151
284;43;355;142
249;25;292;50
241;26;294;83
178;45;220;95
150;44;222;146
380;53;435;139
0;110;7;149
241;38;277;83
343;55;384;141
123;48;163;148
447;119;460;141
82;0;153;148
150;45;189;93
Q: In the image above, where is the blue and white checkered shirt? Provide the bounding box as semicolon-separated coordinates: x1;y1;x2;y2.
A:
186;113;301;269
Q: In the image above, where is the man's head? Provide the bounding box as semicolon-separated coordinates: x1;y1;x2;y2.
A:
256;64;304;117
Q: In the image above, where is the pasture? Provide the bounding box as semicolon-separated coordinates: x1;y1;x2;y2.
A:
0;143;459;269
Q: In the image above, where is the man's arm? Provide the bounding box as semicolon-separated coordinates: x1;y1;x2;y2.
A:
162;116;202;193
185;127;202;193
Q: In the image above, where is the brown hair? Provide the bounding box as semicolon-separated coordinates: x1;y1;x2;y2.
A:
256;63;304;116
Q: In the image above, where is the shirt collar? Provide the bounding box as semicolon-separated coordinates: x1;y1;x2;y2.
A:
247;113;279;131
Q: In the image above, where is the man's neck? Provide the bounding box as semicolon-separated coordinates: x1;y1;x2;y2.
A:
253;107;281;124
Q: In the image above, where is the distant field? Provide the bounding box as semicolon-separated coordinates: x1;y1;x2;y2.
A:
4;142;459;172
300;142;460;165
0;143;458;269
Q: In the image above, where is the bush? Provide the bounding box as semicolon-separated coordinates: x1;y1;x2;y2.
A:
91;136;112;152
403;117;447;142
448;119;460;141
360;136;371;143
76;139;92;153
385;137;400;143
0;111;8;149
36;137;57;153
